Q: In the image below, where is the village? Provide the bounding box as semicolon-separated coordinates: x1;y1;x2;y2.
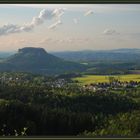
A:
1;73;140;93
0;73;68;88
83;80;140;92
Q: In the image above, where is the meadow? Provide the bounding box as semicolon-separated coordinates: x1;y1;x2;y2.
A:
73;74;140;85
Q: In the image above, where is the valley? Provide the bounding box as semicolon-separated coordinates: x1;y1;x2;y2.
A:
0;4;140;137
0;47;139;136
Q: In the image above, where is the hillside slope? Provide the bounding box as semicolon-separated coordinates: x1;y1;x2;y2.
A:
0;47;86;75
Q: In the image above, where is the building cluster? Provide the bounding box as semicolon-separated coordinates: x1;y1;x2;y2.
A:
0;74;68;88
83;81;140;92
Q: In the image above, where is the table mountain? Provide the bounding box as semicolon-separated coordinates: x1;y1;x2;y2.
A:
0;47;86;75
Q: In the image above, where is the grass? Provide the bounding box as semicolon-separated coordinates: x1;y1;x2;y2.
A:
73;74;140;85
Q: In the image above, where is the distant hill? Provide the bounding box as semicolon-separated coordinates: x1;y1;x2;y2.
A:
52;48;140;62
0;47;86;75
0;52;15;58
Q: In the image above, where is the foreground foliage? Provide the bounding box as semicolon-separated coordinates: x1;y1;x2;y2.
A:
83;110;140;136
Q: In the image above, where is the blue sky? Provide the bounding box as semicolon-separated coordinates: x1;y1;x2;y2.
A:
0;4;140;52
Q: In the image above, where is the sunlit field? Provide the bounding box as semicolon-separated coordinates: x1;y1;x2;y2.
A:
73;74;140;85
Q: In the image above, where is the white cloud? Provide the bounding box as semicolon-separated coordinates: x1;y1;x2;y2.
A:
31;17;43;26
48;20;62;30
84;10;94;16
52;8;65;19
73;18;79;24
103;29;120;35
0;8;65;36
0;24;21;36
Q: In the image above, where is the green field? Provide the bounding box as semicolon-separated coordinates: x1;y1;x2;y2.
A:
73;74;140;85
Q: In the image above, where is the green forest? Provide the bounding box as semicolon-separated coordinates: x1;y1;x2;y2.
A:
0;72;139;136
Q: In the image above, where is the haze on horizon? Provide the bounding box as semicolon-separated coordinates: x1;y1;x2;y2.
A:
0;4;140;52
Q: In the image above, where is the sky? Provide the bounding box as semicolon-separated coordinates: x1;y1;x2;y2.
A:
0;4;140;52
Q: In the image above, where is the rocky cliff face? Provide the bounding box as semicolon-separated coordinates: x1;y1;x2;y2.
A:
18;47;47;56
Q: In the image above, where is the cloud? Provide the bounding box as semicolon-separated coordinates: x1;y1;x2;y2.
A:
103;29;120;35
0;24;21;36
48;20;62;29
0;8;65;36
39;37;91;44
73;18;79;24
84;10;94;16
52;8;65;19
